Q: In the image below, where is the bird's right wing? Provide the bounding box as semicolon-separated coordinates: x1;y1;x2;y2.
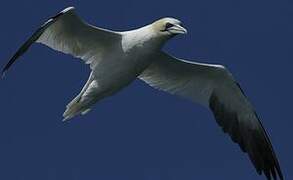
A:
2;7;121;76
139;51;283;180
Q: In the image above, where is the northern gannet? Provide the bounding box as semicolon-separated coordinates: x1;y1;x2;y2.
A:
2;7;283;180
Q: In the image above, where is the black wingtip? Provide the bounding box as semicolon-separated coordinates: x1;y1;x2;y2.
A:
209;91;284;180
277;168;284;180
1;6;76;80
1;65;8;79
1;58;14;79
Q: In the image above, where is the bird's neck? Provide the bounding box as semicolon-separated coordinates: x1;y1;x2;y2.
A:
122;26;169;53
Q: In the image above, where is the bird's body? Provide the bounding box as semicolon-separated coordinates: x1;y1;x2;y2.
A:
2;7;284;180
63;22;168;118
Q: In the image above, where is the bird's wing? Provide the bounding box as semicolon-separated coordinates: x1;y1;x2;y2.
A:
2;7;121;76
139;51;283;180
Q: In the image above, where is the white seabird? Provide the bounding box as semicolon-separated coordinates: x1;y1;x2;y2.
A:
2;7;283;180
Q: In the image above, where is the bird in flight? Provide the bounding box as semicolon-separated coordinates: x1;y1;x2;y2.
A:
2;7;283;180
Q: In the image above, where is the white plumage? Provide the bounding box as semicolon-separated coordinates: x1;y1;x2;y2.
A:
2;7;283;180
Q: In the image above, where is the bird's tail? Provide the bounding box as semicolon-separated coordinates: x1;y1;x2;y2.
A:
62;97;91;121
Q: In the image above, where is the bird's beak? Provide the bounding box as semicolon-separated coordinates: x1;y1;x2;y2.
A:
170;24;188;34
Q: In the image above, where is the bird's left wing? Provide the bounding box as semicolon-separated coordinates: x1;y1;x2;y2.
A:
138;51;283;180
2;7;121;76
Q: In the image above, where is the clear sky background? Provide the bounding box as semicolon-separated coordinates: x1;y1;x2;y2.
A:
0;0;292;179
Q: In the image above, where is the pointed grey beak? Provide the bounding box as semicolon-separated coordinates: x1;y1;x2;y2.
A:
171;24;188;34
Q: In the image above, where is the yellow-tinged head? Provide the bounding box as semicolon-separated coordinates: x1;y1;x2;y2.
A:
151;17;187;37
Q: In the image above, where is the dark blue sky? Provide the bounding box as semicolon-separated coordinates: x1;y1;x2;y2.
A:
0;0;292;179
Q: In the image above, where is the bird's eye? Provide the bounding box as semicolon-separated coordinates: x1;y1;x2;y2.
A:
165;22;174;29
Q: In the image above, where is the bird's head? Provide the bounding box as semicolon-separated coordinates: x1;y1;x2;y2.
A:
151;17;187;38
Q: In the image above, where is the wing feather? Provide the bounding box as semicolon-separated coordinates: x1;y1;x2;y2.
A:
139;51;283;180
2;7;121;76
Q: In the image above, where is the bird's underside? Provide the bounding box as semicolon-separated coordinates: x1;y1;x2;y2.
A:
2;7;283;180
